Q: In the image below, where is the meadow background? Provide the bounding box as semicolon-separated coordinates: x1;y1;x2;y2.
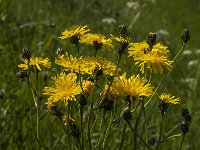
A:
0;0;200;149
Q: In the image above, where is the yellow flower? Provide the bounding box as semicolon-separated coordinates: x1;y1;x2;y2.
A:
43;72;81;105
78;56;120;76
82;80;94;93
160;93;180;104
59;25;90;44
111;73;153;99
55;53;79;73
18;57;51;71
128;41;169;57
101;84;122;101
80;33;114;51
134;51;173;74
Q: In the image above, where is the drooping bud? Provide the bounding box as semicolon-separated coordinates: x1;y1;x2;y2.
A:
147;32;157;50
182;108;191;124
118;39;129;54
181;29;191;43
70;123;80;139
123;109;132;122
119;25;128;38
56;48;64;55
22;48;31;60
181;121;189;134
17;70;28;81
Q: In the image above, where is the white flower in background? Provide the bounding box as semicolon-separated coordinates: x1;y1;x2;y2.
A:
182;50;192;55
102;18;117;24
126;2;140;10
195;49;200;54
188;60;199;68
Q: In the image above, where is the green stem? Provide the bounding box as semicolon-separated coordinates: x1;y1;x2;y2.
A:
145;43;186;107
178;134;186;150
127;121;152;150
93;54;121;111
36;71;39;150
156;114;164;150
161;134;182;143
142;101;148;150
67;104;71;150
119;123;127;150
80;106;84;150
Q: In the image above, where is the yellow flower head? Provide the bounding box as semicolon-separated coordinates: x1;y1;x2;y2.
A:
59;25;90;44
80;33;114;51
82;80;94;93
134;51;173;74
111;73;154;99
78;56;120;76
128;41;169;57
160;93;180;104
55;53;79;73
101;84;122;101
43;72;81;105
18;57;51;71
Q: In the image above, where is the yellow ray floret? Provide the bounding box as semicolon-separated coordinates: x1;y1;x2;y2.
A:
18;57;51;71
80;33;114;50
59;25;90;40
159;93;180;104
111;73;154;98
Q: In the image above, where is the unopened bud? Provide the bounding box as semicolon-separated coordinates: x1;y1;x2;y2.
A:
119;25;128;38
147;32;157;50
181;121;189;134
70;123;80;139
56;48;64;55
78;94;87;106
101;97;114;111
123;109;132;122
181;29;191;43
22;48;31;60
17;70;28;81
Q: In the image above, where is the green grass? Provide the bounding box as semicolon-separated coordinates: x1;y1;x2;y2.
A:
0;0;200;149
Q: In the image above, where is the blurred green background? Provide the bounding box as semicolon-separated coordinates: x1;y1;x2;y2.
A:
0;0;200;149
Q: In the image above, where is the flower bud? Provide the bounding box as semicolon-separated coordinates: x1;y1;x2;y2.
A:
17;70;28;81
119;25;128;38
56;48;64;55
147;32;157;50
101;97;114;111
181;29;191;43
51;105;63;118
22;48;31;60
123;109;132;122
181;121;189;134
118;41;128;54
182;108;189;117
182;108;191;124
70;123;80;139
78;94;88;106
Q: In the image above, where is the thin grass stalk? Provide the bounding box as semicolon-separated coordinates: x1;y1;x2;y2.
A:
80;105;84;150
67;103;71;150
156;114;164;150
119;123;127;150
161;134;182;143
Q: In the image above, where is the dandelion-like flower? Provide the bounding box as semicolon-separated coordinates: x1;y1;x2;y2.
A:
59;25;90;45
160;93;180;104
55;53;79;73
101;84;122;101
82;80;94;93
80;33;114;51
18;57;51;71
111;73;153;99
128;41;173;74
134;52;173;74
43;72;81;105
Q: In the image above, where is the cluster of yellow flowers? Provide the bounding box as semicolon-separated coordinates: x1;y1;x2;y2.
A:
18;25;181;113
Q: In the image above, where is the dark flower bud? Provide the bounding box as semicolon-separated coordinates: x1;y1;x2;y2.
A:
119;25;128;38
22;48;31;60
159;101;168;114
70;123;80;139
56;48;64;55
101;97;114;111
147;32;157;50
184;114;192;124
181;29;191;43
94;68;103;80
118;41;128;55
123;109;132;122
51;105;63;118
78;94;87;106
17;70;28;81
181;121;189;134
182;108;189;118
